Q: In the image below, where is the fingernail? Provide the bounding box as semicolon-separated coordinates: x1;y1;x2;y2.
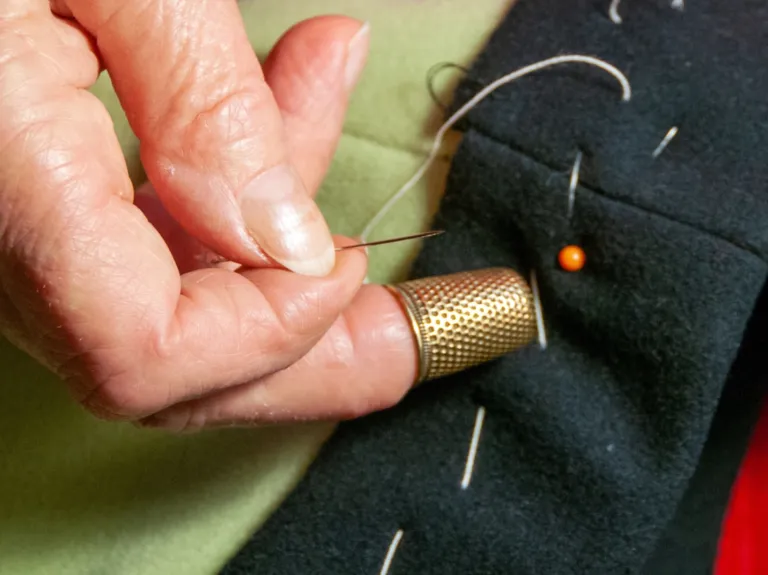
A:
345;21;370;89
239;165;335;277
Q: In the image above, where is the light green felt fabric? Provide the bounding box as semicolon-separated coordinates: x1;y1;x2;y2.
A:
0;2;510;573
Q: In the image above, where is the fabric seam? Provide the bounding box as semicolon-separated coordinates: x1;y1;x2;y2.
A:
466;127;767;264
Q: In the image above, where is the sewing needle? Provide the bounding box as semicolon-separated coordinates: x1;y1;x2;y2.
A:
336;230;444;251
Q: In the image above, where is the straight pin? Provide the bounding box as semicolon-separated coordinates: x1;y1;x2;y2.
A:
567;151;583;219
379;529;404;575
530;270;548;350
652;127;679;158
461;406;487;490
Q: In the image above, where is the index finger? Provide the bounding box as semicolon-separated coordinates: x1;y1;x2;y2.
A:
65;0;337;276
0;3;365;419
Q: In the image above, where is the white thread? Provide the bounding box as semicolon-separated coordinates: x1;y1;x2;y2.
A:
461;406;486;490
671;0;684;10
379;529;404;575
652;126;679;158
567;151;583;218
609;0;623;23
530;270;548;350
360;55;632;242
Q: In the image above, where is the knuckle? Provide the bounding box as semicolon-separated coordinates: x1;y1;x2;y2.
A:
158;81;279;172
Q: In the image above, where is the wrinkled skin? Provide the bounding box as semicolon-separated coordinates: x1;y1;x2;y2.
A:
0;0;417;431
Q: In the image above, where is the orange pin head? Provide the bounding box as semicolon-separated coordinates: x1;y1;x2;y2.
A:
558;245;586;272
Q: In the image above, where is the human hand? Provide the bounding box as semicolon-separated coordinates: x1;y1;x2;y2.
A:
0;1;419;430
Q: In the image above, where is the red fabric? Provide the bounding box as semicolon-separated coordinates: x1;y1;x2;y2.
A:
715;399;768;575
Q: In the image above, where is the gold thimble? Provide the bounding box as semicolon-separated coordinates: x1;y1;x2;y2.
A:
387;268;537;383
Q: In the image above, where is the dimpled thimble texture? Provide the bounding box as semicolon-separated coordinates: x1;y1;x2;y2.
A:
389;268;537;383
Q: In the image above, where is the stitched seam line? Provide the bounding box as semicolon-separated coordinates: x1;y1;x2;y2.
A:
468;127;767;264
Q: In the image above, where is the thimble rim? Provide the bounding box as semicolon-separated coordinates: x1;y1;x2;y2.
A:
385;285;429;384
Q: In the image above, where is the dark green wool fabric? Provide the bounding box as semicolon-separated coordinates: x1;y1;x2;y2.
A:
222;0;768;573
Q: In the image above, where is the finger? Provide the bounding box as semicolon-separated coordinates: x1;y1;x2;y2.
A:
75;239;368;420
0;7;369;420
264;16;369;195
134;16;369;273
140;284;417;431
63;1;339;277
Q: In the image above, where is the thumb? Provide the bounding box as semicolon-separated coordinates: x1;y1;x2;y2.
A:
66;0;345;276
